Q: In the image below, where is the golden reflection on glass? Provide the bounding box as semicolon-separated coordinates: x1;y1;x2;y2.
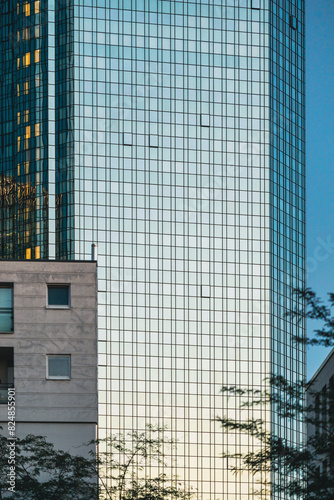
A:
23;52;31;68
24;1;30;17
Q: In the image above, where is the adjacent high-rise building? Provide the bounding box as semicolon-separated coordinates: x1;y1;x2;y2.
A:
1;0;305;498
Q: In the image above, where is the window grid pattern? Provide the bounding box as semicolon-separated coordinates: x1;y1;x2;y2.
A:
269;1;305;496
55;0;75;259
0;0;306;498
0;0;49;260
65;1;303;498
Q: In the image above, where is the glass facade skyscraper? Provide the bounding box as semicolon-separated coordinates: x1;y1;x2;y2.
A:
1;0;305;498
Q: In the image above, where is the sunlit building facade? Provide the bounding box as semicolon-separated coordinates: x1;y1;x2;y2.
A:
0;0;305;498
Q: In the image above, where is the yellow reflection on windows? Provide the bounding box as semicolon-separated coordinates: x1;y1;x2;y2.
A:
17;136;21;152
17;3;19;15
35;246;40;259
17;112;21;125
17;164;20;176
24;126;31;150
23;52;31;67
17;31;20;42
35;26;40;38
25;248;31;260
24;81;29;94
17;84;20;96
35;1;40;14
35;50;40;63
24;110;29;123
17;57;20;69
24;162;29;174
24;2;30;16
35;123;40;136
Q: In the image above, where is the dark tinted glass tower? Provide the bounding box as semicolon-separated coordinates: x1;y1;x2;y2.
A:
1;1;305;498
0;0;49;259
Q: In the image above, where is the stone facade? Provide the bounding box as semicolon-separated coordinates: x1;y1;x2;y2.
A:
0;261;97;456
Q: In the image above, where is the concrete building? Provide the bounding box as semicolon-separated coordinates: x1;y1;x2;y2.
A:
307;348;334;483
0;260;98;455
0;1;305;497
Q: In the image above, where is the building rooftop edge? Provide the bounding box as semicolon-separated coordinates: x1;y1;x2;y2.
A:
307;347;334;387
0;259;97;264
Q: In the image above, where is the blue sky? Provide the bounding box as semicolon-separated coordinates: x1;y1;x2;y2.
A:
306;0;334;378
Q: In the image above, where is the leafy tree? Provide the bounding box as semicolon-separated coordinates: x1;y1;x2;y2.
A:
217;289;334;499
0;433;98;499
0;425;192;500
98;424;193;500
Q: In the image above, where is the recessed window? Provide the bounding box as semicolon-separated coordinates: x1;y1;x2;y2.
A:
47;285;70;307
289;15;297;30
47;355;71;380
251;0;260;9
123;132;133;146
149;135;159;148
0;285;13;333
0;347;14;404
201;285;211;298
200;114;210;127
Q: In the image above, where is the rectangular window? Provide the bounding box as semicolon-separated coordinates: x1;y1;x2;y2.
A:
23;52;31;67
0;285;13;333
0;348;14;404
47;285;70;307
251;0;260;9
23;1;30;16
290;15;297;30
123;132;133;146
200;114;210;127
149;135;159;148
47;355;71;380
201;285;211;298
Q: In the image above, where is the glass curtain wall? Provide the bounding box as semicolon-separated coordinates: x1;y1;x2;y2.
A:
0;0;305;498
269;0;305;496
0;0;49;259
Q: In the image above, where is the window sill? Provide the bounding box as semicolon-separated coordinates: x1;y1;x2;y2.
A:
46;377;71;381
46;305;71;310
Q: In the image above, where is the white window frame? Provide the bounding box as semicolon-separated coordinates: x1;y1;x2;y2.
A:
46;355;71;380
